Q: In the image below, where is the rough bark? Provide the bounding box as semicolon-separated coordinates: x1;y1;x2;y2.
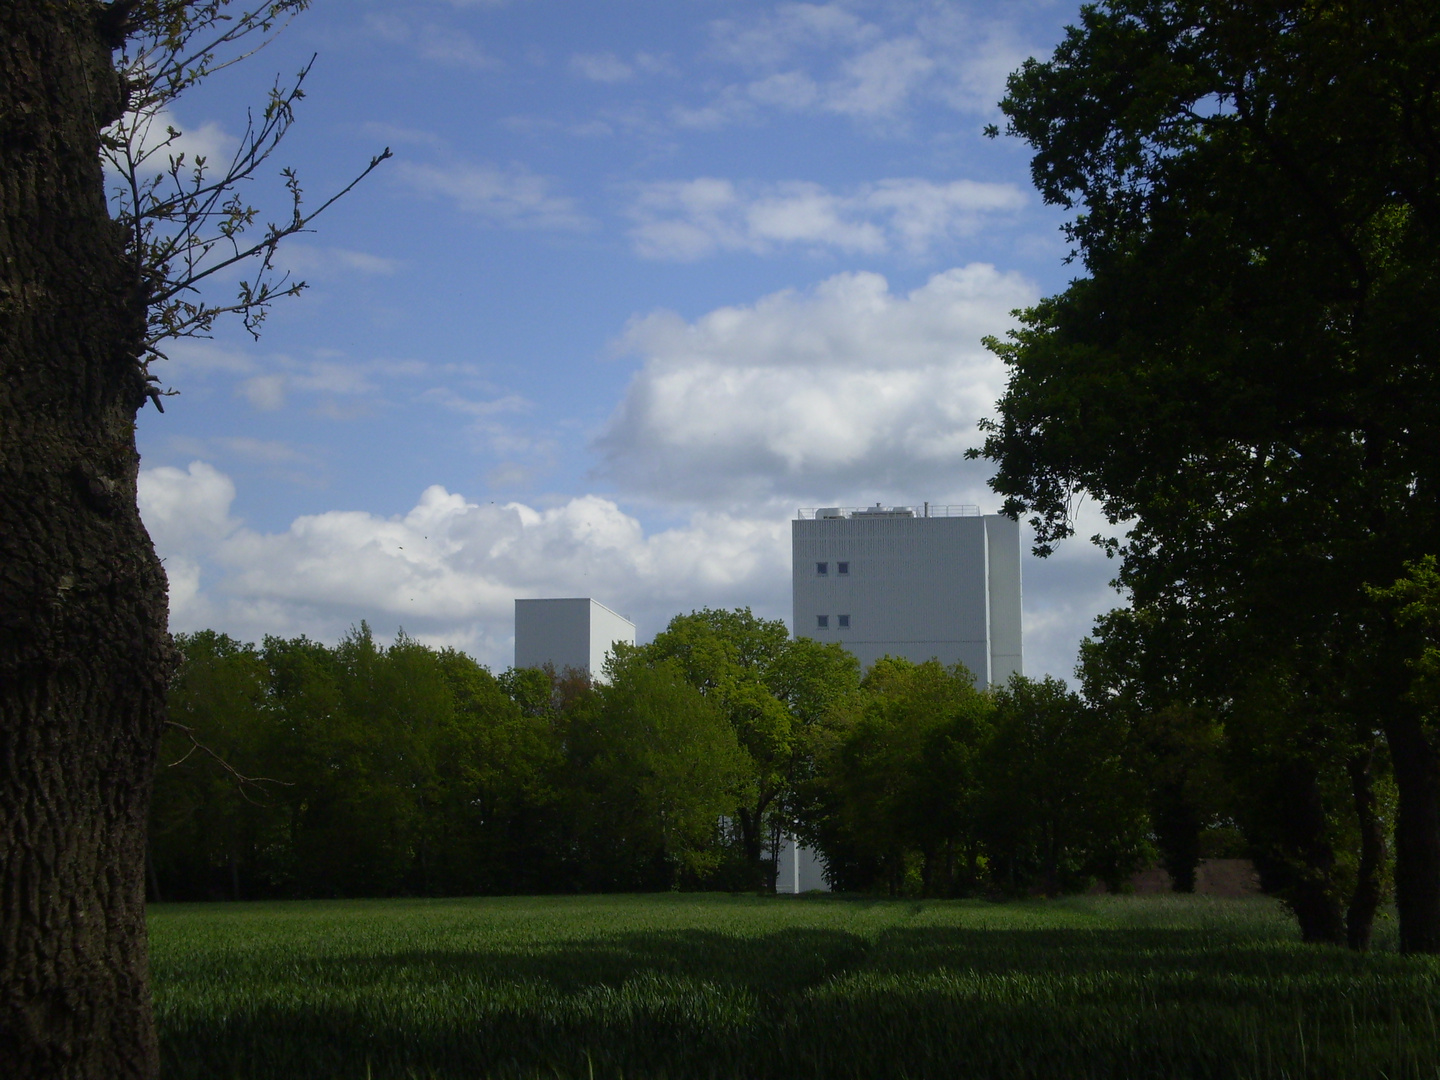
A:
1386;712;1440;954
736;807;768;891
1155;797;1200;894
1252;761;1345;946
1;4;174;1078
1345;749;1385;951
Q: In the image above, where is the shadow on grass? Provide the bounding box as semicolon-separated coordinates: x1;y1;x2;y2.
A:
155;917;1440;1080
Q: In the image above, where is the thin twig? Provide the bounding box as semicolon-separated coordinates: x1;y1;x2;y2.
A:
164;720;293;805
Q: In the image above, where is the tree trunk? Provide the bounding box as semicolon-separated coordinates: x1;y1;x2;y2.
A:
1345;748;1385;951
1154;792;1200;893
1252;761;1345;946
1386;711;1440;953
1;5;174;1078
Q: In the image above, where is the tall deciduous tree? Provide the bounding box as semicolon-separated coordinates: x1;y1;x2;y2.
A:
564;651;753;890
1;3;382;1074
979;676;1148;895
645;608;859;888
815;658;992;896
2;6;174;1075
975;0;1440;950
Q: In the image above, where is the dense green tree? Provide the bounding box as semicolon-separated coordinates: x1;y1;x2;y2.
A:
646;608;859;887
1078;611;1233;893
815;659;992;896
433;649;566;895
153;630;565;900
975;0;1440;949
153;629;770;899
562;651;753;890
1373;557;1440;715
1080;604;1390;946
980;676;1149;895
1222;660;1393;945
151;632;289;901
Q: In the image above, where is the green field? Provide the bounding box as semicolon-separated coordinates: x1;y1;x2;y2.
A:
150;894;1440;1079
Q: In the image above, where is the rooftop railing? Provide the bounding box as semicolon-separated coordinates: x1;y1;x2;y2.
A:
796;504;982;520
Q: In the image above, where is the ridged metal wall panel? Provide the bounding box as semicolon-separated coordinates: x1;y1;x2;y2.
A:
791;512;1022;685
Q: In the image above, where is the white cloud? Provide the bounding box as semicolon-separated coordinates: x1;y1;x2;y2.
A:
365;15;501;69
280;245;399;277
138;460;1118;681
214;437;312;466
225;353;425;413
140;461;238;548
398;161;591;230
627;177;1024;260
917;7;1036;117
241;374;288;411
685;3;1044;129
105;106;238;182
422;388;532;418
708;4;879;67
417;28;501;69
139;464;791;670
827;37;934;119
102;108;240;238
1020;497;1130;684
157;340;256;378
596;265;1036;504
361;121;446;149
237;357;379;412
570;52;635;83
138;461;240;630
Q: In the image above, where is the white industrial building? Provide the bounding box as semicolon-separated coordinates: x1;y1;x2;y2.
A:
513;598;636;681
776;836;829;894
781;504;1024;893
792;504;1023;686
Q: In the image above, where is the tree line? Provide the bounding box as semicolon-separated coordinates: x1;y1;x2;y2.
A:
158;606;1386;922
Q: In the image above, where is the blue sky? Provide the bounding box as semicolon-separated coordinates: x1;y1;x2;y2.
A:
131;0;1122;678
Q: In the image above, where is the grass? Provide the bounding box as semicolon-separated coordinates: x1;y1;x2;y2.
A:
149;893;1440;1079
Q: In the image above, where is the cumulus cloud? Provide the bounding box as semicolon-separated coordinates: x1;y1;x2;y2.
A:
104;106;238;185
139;461;239;630
140;461;238;548
628;177;1024;260
596;264;1037;502
139;463;791;670
139;460;1118;681
398;161;592;230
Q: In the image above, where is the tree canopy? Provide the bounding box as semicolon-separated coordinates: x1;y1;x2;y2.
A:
975;0;1440;950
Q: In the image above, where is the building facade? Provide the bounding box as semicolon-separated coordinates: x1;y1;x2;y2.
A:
791;504;1022;685
775;835;829;894
513;598;636;681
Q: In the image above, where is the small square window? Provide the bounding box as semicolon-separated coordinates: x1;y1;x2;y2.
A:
837;562;849;575
816;615;829;629
838;614;850;628
816;562;828;575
